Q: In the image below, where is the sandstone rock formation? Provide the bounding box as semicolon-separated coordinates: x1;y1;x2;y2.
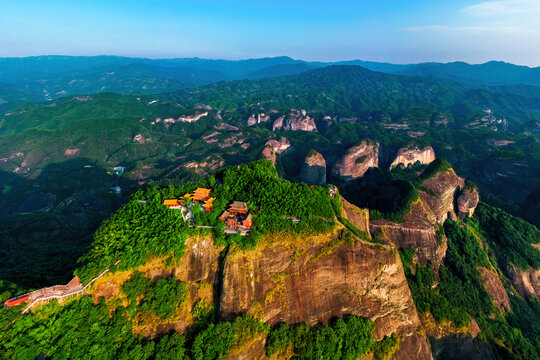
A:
478;267;511;313
91;236;223;337
457;187;480;219
133;134;152;144
261;137;291;167
390;145;435;169
509;266;540;301
89;199;435;358
299;150;326;185
247;113;270;126
261;146;276;166
159;112;208;124
371;167;466;271
265;137;290;154
220;229;422;341
332;141;379;181
272;109;317;132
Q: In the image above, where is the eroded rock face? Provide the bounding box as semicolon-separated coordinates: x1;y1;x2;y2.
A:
509;266;540;301
272;109;317;132
299;151;326;185
340;196;370;236
247;113;271;126
332;141;379;181
478;267;511;313
391;333;433;360
457;188;480;219
371;168;465;271
261;146;277;166
371;224;447;272
220;230;422;341
390;145;435;169
265;137;290;154
421;169;464;224
133;134;152;144
90;236;222;337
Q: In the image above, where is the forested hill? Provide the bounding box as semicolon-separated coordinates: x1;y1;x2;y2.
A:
167;65;540;126
2;56;540;103
1;160;539;359
396;61;540;87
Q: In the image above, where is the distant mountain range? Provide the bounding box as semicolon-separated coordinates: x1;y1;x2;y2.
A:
1;55;540;103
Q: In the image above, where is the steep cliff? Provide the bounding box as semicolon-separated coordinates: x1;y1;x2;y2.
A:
509;266;540;301
90;235;223;337
272;109;317;132
332;141;379;181
390;145;435;169
299;150;326;185
456;187;480;219
247;113;271;126
265;137;291;154
220;229;421;341
261;146;277;166
370;167;467;271
478;267;511;313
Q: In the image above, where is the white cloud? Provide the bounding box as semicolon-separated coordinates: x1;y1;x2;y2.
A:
462;0;540;17
403;25;539;36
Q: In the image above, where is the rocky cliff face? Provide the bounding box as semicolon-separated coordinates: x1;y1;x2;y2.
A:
299;151;326;185
265;137;290;154
478;267;511;313
332;141;379;181
509;266;540;301
247;113;271;126
390;145;435;169
261;137;291;167
371;168;467;271
220;229;422;341
340;197;371;237
456;188;480;219
90;236;223;337
272;109;317;132
261;146;277;167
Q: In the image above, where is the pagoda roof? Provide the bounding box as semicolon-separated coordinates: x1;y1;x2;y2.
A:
230;201;248;209
192;188;212;201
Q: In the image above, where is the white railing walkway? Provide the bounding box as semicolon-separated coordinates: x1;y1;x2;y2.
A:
22;261;120;314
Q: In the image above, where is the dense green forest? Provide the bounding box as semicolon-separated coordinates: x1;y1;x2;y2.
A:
76;160;337;282
401;218;540;360
1;65;538;291
0;60;539;359
0;159;539;359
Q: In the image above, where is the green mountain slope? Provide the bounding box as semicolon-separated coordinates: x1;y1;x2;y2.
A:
1;161;538;360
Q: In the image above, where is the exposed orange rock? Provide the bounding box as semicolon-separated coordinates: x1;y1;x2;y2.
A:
478;267;511;313
332;141;379;181
390;145;435;169
262;146;277;166
90;236;223;337
457;188;480;219
340;196;370;237
247;113;271;126
299;151;326;185
371;168;467;271
220;228;422;341
265;137;291;154
272;109;317;132
64;148;80;156
133;133;152;144
509;266;540;301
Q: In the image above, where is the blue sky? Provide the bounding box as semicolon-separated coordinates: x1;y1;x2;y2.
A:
1;0;539;65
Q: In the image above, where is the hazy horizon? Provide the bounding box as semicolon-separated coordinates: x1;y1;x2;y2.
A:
2;0;540;67
1;54;538;69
